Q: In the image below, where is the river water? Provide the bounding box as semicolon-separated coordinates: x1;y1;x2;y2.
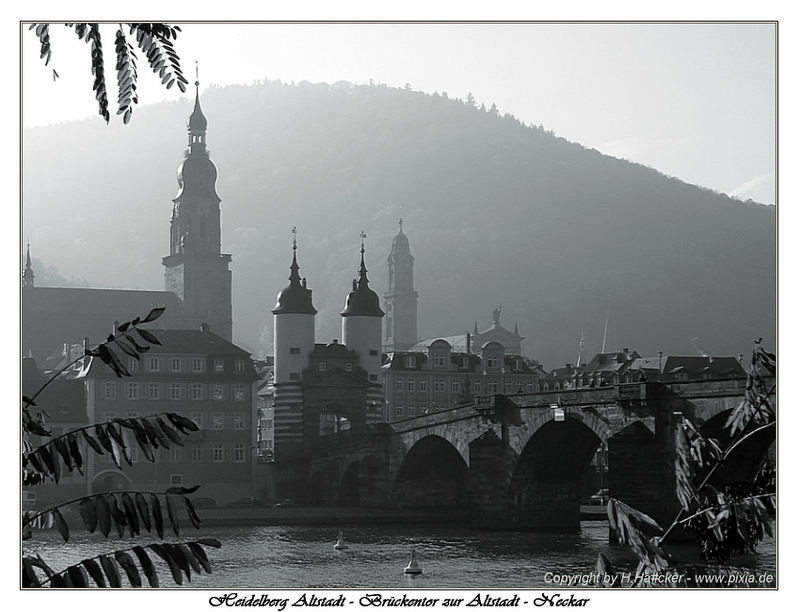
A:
24;522;775;589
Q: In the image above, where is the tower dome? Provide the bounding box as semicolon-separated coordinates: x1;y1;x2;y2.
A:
273;236;317;315
342;236;384;318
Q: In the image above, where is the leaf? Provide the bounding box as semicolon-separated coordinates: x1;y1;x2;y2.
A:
82;429;105;455
121;492;141;536
114;337;140;360
166;485;201;495
142;306;166;323
114;551;142;587
68;433;84;474
198;537;222;548
187;542;212;573
165;543;192;581
107;494;128;538
157;416;185;446
82;558;107;587
98;343;130;377
99;554;122;588
52;508;70;542
94;423;115;454
166;412;199;434
166;494;181;536
124;332;150;353
132;546;159;587
79;497;98;533
67;564;89;587
177;543;202;574
140;418;162;448
135;492;152;531
151;493;164;538
184;496;201;529
136;327;162;345
96;494;112;537
105;421;127;448
53;436;73;470
149;543;183;585
36;446;56;477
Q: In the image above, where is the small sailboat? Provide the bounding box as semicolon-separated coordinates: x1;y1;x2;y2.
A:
333;530;348;550
404;548;422;575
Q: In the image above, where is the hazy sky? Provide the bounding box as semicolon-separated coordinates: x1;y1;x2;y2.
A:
22;22;776;204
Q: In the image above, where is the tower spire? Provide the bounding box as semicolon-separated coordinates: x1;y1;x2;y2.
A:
23;243;34;288
358;230;369;288
289;226;301;284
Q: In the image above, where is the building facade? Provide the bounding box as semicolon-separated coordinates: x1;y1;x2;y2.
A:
80;327;258;505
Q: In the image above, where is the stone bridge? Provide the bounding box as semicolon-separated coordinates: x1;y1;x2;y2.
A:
282;378;773;532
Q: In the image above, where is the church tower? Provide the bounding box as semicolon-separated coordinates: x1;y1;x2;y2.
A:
162;73;232;341
22;243;35;288
383;220;418;351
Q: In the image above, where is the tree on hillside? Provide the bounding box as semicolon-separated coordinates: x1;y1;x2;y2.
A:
598;341;776;587
28;23;187;124
22;307;221;588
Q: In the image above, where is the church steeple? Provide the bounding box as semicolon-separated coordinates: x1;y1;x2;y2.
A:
163;66;232;341
383;220;418;351
22;243;34;288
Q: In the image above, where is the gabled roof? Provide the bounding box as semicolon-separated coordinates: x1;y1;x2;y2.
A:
662;356;746;378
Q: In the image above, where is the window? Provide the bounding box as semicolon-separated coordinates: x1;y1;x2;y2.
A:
527;382;535;392
126;383;139;400
192;358;203;372
191;412;203;428
505;381;513;393
233;444;245;463
170;474;183;486
104;382;117;400
395;378;404;391
103;412;115;423
319;361;327;372
289;347;301;355
233;384;248;401
212;444;224;462
214;358;224;372
433;354;446;368
369;349;378;356
127;358;138;373
488;381;498;393
148;357;160;372
265;419;273;431
232;413;246;430
190;383;204;400
191;447;203;463
406;355;416;368
451;380;460;393
170;447;181;463
395;406;404;417
345;361;353;373
147;383;160;400
487;357;498;368
212;384;224;400
169;383;183;400
213;413;225;429
289;373;300;381
474;382;481;394
434;379;446;392
235;359;246;373
419;379;428;392
127;411;137;419
171;357;182;372
462;357;470;369
369;375;378;382
514;359;523;371
407;406;416;417
407;379;416;392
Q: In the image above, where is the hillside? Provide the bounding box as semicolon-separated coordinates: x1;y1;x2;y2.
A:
22;79;776;367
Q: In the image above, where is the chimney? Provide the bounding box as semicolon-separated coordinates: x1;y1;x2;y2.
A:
200;323;210;333
113;320;119;335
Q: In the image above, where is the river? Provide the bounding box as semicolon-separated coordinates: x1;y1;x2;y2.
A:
23;521;776;589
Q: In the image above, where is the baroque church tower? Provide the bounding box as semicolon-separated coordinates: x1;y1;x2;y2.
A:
383;220;418;351
162;75;233;341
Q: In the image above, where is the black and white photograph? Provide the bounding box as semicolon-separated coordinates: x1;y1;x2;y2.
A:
17;9;783;606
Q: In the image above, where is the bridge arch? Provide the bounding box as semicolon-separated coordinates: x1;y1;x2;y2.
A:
394;434;469;513
699;408;775;485
507;416;603;530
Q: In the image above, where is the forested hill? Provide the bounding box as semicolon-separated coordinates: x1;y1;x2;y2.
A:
22;79;776;367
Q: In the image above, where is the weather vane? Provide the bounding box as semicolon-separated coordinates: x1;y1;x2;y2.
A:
291;226;297;249
195;60;199;87
398;218;403;231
